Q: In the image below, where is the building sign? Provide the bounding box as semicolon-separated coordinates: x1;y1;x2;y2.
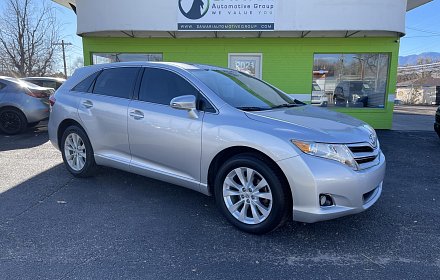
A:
178;0;275;31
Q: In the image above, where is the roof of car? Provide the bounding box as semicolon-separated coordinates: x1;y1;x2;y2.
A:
22;77;66;82
83;61;229;72
0;76;53;89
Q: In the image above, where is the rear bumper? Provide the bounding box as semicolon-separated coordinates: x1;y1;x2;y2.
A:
22;98;50;123
277;152;386;223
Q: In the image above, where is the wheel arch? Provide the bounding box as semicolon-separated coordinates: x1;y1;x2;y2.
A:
207;146;292;203
0;105;28;122
57;118;86;150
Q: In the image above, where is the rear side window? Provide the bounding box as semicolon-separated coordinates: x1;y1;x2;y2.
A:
29;80;43;87
0;82;6;91
41;81;57;89
93;67;139;99
139;68;199;105
72;71;101;93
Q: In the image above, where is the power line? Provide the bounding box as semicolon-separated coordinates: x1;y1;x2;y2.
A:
406;26;440;36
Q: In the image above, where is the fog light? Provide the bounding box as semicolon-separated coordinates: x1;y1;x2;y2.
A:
319;194;334;207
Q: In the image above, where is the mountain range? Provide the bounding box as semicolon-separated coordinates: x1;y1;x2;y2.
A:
399;52;440;66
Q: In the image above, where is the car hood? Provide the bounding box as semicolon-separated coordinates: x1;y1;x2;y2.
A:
245;105;373;144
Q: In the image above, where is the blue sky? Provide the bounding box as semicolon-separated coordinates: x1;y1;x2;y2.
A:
400;0;440;56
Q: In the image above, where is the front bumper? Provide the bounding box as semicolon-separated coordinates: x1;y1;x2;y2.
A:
277;152;386;223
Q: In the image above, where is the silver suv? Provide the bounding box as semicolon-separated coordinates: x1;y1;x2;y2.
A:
49;62;386;234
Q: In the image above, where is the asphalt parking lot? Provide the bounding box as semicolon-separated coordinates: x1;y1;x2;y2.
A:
0;120;440;279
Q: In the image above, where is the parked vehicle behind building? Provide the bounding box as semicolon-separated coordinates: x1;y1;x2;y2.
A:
311;82;328;106
22;77;65;90
49;62;386;234
0;77;53;135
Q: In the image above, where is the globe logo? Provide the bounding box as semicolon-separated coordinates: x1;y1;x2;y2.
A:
179;0;210;20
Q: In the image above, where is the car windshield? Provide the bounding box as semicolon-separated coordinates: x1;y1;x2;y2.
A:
191;69;302;111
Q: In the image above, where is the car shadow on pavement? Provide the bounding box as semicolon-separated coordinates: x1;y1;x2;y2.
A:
0;130;439;279
0;124;48;152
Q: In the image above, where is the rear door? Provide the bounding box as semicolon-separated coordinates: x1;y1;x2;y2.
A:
77;67;140;167
127;67;204;183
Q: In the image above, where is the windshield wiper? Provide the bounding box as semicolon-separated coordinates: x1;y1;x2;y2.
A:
271;103;302;109
236;106;270;111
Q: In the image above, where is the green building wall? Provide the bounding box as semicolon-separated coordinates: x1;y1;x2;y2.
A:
82;37;399;129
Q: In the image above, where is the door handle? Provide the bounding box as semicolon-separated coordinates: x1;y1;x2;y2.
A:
129;110;144;120
81;100;93;108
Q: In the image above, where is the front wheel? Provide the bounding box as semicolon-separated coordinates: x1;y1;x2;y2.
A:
61;126;96;177
214;154;291;234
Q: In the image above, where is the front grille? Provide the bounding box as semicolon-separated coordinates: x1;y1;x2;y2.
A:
347;143;380;170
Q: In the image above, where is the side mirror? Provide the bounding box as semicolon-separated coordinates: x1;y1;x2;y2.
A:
170;95;198;119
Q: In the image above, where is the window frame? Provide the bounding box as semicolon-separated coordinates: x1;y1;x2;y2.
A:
134;66;218;114
311;52;391;109
90;66;142;100
71;70;102;93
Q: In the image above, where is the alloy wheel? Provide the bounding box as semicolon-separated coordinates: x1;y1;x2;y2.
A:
0;111;21;134
64;132;87;171
223;167;273;225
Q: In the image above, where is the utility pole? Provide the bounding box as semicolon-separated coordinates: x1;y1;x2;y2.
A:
54;40;73;78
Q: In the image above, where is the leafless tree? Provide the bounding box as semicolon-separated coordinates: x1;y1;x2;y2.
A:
0;0;62;77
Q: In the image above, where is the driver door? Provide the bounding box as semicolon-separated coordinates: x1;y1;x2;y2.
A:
128;67;204;186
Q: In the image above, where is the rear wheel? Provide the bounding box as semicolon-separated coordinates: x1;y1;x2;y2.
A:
61;126;96;177
214;154;291;234
0;108;27;135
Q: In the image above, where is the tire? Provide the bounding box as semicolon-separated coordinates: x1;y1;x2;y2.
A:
0;107;27;135
27;121;40;128
61;125;96;177
214;154;291;234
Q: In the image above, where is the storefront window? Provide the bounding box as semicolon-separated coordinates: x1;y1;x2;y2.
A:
312;53;389;108
92;53;163;64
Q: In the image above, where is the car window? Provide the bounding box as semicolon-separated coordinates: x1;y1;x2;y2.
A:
191;69;296;110
312;84;321;91
29;80;43;87
72;71;101;93
93;67;139;99
139;68;199;105
0;82;6;91
42;81;57;89
198;94;216;113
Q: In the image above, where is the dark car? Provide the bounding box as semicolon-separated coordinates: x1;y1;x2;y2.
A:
333;80;374;107
435;106;440;138
21;77;65;90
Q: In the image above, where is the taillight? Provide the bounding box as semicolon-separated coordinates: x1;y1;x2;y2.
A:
26;88;51;98
49;95;56;106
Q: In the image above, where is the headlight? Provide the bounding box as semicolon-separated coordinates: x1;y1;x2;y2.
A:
292;140;359;170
